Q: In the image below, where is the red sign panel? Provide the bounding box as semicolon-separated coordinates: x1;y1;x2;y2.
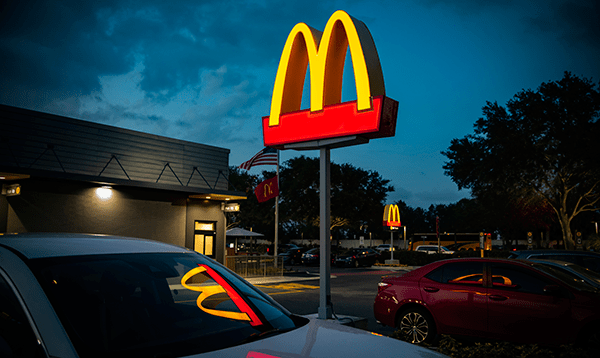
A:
263;96;398;147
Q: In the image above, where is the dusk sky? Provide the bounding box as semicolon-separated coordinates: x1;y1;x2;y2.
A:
1;0;599;209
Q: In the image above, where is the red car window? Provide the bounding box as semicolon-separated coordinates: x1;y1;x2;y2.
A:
490;263;557;294
425;262;484;285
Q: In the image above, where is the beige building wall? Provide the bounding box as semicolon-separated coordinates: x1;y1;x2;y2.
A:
4;179;228;262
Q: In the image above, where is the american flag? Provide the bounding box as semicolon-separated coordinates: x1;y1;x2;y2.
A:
238;147;278;170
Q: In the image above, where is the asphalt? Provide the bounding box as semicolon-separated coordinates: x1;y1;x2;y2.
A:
244;265;418;331
244;264;417;285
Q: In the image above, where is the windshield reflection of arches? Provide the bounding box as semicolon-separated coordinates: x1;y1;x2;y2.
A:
181;264;263;326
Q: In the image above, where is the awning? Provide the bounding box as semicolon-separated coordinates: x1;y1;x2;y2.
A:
226;228;264;237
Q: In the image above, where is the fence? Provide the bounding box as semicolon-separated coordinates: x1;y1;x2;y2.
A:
225;255;284;278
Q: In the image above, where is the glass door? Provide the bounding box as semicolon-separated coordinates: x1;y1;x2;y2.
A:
194;221;216;258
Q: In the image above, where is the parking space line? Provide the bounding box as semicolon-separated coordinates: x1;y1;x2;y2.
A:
255;282;319;296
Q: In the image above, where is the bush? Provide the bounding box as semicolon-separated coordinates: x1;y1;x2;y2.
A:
392;334;593;358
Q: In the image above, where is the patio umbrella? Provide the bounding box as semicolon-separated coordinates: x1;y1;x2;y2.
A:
226;228;264;253
226;228;264;237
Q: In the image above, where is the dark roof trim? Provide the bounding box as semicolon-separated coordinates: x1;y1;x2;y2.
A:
0;165;246;199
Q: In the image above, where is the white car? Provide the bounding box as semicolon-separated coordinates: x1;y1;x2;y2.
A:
0;233;447;358
415;245;455;254
375;244;395;252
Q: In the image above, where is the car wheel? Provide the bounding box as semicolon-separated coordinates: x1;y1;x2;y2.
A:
353;259;360;268
397;308;436;345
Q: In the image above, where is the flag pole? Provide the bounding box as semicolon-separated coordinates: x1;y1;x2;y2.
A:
274;150;280;267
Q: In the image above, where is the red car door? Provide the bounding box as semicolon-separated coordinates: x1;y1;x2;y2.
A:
486;262;573;345
419;261;488;338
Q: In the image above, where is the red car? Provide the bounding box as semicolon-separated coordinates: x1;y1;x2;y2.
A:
374;258;600;348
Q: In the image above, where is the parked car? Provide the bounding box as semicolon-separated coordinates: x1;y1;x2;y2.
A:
301;247;336;266
508;250;600;273
0;233;447;358
279;243;301;252
335;248;380;268
415;245;455;254
279;247;306;265
528;259;600;289
376;244;396;252
374;257;600;348
267;243;300;255
301;247;320;265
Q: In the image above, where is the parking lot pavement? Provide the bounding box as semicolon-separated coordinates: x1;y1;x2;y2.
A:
245;274;321;285
244;265;418;285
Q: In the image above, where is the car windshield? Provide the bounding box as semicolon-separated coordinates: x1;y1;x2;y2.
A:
28;252;300;358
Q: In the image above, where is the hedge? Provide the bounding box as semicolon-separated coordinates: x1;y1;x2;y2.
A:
392;334;595;358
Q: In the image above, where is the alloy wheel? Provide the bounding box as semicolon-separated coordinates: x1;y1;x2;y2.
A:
399;311;430;344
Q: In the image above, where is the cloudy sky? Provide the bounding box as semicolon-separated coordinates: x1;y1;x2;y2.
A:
1;0;599;209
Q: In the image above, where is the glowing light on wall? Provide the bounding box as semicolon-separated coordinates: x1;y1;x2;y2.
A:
95;186;113;200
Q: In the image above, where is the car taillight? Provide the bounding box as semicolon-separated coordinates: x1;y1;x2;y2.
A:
377;281;391;293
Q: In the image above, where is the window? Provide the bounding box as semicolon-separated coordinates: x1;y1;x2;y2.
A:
194;221;216;257
490;263;555;294
425;262;484;285
581;256;600;272
0;272;46;358
30;253;297;358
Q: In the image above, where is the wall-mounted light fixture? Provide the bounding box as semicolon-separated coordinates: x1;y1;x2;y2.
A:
222;202;240;212
95;186;113;200
1;183;21;196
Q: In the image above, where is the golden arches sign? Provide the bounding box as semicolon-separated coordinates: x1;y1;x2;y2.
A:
269;10;385;126
262;10;397;147
383;204;401;227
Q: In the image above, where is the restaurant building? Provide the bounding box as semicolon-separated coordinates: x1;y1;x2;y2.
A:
0;104;245;263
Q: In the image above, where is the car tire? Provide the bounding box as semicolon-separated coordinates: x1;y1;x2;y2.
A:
397;308;436;345
353;259;360;268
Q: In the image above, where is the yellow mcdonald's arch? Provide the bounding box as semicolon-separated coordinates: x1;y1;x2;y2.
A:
181;265;262;326
383;204;401;227
264;182;273;197
269;10;385;126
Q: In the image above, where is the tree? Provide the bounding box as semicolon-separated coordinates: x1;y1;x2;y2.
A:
278;156;394;240
442;72;600;248
227;167;275;236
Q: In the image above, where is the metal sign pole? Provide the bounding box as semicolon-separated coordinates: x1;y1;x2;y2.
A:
274;152;280;267
318;147;332;319
390;230;394;261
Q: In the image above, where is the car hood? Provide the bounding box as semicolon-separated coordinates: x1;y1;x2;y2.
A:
196;317;447;358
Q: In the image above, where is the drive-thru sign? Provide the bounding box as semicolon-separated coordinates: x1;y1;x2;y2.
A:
263;10;398;319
